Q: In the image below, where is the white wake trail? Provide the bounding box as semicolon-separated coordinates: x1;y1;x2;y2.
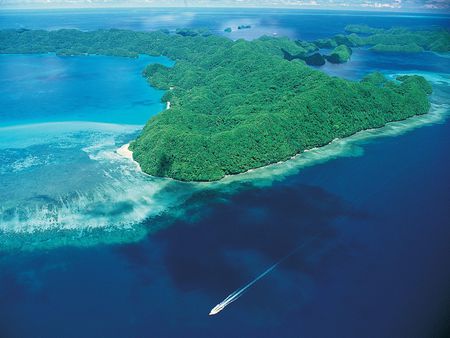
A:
209;238;316;316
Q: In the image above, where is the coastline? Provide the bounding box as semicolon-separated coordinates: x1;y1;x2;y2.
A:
219;103;449;184
118;103;449;184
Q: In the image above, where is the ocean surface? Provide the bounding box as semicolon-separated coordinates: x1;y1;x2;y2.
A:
0;8;449;338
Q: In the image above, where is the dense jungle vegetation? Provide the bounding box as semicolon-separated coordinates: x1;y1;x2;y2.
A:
342;24;450;53
0;28;433;181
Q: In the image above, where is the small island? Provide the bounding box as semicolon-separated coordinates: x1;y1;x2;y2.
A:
325;44;352;63
224;25;252;33
0;28;433;181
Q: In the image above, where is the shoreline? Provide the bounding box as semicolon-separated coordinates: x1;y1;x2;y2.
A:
220;105;447;182
117;143;142;171
117;103;449;184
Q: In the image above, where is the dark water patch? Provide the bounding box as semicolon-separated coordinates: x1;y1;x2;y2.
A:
26;194;59;204
152;183;362;297
0;269;28;305
113;241;164;287
83;201;135;217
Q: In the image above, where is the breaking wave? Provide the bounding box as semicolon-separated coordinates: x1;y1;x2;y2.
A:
0;122;193;243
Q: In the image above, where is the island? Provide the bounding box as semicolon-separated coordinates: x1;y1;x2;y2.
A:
343;24;450;53
344;24;384;35
0;28;433;181
311;25;449;54
325;44;352;63
370;43;424;53
224;25;251;33
313;38;337;49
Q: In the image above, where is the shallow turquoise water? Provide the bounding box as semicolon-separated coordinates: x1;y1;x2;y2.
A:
0;54;172;126
0;54;178;238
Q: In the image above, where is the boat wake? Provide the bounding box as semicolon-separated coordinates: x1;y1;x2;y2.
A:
209;239;316;316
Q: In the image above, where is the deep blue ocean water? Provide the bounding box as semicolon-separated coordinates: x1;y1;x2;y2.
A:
0;8;449;338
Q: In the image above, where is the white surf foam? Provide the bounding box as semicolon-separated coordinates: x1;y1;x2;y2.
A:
0;121;186;235
9;155;51;172
0;177;171;234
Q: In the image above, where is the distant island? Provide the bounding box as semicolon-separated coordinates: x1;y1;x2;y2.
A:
223;24;251;33
0;28;433;181
310;25;449;56
278;39;351;65
343;24;450;53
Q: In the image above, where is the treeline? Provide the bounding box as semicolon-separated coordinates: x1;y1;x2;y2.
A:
0;28;433;181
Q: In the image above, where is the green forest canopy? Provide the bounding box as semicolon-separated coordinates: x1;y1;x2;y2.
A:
0;28;434;181
343;24;450;53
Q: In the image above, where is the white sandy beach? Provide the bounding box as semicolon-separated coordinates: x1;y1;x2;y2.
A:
117;143;142;171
